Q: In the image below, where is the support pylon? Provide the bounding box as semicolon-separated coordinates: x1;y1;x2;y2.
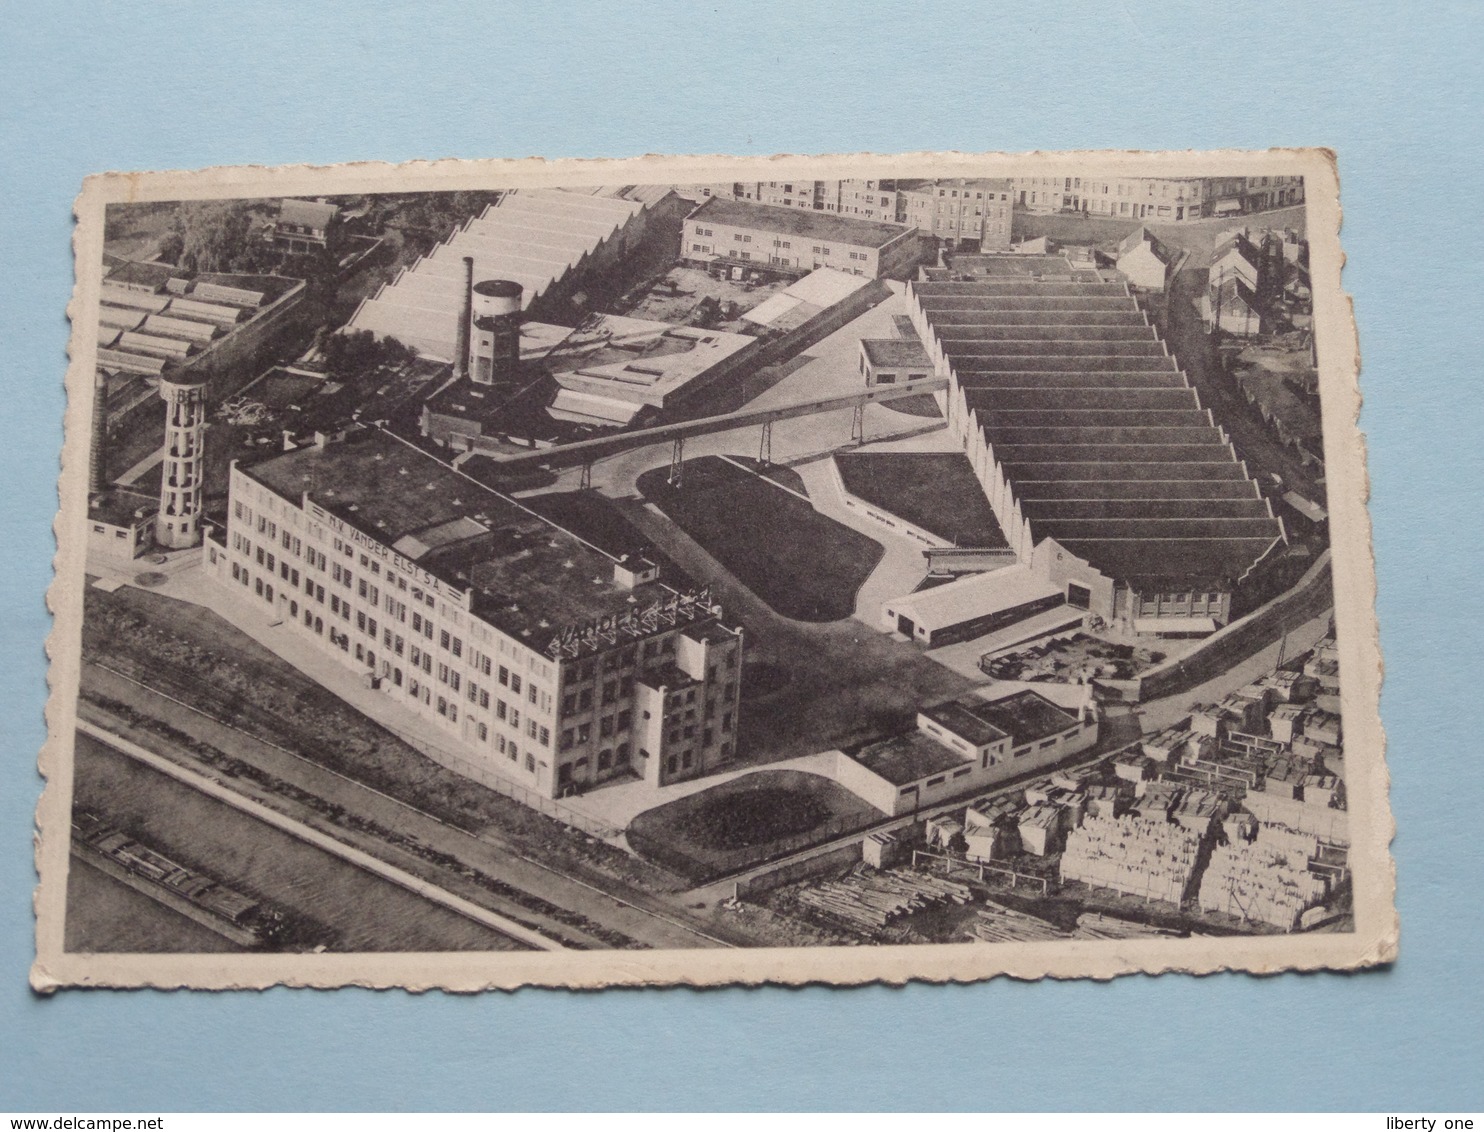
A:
668;436;685;487
850;402;866;446
758;420;772;467
579;460;592;491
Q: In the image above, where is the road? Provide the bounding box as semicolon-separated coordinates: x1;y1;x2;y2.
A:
1162;261;1323;501
79;663;740;951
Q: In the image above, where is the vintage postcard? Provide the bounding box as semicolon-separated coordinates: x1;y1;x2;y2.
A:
33;149;1393;991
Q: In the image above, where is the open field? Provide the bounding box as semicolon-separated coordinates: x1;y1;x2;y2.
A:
637;455;883;622
627;769;880;884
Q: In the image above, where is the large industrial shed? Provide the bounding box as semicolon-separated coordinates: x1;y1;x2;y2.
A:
905;256;1285;634
347;187;665;360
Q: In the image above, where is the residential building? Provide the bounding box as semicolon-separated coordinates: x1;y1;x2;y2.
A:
205;428;744;799
898;179;1013;251
1014;175;1280;221
273;198;341;253
681;198;921;279
1115;226;1175;291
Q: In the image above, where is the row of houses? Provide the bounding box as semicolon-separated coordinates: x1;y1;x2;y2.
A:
676;174;1303;233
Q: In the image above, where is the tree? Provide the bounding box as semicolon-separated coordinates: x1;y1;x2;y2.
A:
171;201;257;275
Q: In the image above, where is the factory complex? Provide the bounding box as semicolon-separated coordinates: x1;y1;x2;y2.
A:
80;176;1338;949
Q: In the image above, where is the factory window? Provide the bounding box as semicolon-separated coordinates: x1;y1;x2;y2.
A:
666;756;677;775
439;629;450;650
722;712;733;732
477;723;488;742
926;776;945;787
577;723;591;744
560;729;574;751
561;693;576;716
578;689;592;711
617;709;631;731
478;688;489;709
510;673;522;694
616;743;631;764
509;708;519;728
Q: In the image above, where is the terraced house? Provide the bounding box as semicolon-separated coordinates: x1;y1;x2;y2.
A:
904;255;1286;636
205;427;744;798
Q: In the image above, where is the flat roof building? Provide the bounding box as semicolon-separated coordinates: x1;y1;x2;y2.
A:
835;685;1098;816
205;427;744;799
682;197;922;280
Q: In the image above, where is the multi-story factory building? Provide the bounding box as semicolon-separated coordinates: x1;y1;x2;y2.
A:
205;428;744;798
682;198;921;279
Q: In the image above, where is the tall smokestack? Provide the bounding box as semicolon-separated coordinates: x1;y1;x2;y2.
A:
89;366;109;496
453;256;474;381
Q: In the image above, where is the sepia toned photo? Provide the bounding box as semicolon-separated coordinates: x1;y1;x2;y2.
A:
33;149;1393;990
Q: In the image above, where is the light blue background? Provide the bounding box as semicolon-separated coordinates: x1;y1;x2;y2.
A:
2;1;1480;1112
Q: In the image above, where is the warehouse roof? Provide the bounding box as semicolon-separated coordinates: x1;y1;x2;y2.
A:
687;197;911;248
860;338;932;368
853;732;971;786
911;274;1284;591
349;187;649;359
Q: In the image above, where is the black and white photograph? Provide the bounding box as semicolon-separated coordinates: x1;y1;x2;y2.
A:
33;150;1392;990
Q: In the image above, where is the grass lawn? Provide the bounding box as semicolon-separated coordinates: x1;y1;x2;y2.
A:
724;455;809;497
626;769;880;884
834;451;1009;549
637;456;883;622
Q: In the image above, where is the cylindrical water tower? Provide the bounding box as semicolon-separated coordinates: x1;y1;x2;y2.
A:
470;279;523;385
155;376;207;549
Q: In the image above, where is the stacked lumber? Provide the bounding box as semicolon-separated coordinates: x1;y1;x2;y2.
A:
1072;912;1179;940
1197;826;1328;930
795;867;972;933
1060;813;1202;904
967;899;1067;944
